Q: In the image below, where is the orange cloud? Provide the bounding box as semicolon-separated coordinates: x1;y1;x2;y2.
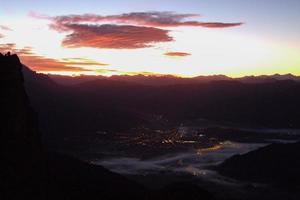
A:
164;52;191;57
58;24;173;49
0;43;105;73
0;43;17;51
21;56;91;72
31;11;242;49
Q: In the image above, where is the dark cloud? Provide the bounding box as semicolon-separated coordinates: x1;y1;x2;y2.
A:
164;52;191;57
193;22;243;28
59;24;173;49
0;25;12;31
48;11;243;28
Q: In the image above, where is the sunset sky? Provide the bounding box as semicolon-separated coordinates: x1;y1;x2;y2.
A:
0;0;300;77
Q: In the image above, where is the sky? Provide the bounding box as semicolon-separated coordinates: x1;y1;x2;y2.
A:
0;0;300;77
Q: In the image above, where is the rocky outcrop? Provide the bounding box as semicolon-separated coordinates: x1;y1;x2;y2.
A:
0;53;45;200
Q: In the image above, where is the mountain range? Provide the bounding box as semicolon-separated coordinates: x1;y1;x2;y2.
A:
22;65;300;142
47;72;300;86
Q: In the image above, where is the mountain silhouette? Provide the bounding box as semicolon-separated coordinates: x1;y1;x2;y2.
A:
47;73;300;86
22;66;300;143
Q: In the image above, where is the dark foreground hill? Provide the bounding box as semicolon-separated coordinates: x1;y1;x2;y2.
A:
0;53;214;200
218;141;300;186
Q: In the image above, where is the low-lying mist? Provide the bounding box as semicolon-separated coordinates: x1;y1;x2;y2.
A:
92;142;266;183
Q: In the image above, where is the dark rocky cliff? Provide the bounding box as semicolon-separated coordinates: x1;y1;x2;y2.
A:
0;53;45;199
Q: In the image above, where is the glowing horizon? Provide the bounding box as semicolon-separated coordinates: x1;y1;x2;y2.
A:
1;0;300;77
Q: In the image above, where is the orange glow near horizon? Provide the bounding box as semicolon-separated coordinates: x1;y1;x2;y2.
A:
1;12;300;78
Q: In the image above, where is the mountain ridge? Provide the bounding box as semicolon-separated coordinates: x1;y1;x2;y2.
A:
45;72;300;86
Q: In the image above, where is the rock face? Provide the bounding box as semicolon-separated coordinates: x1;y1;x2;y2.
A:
0;54;45;199
218;142;300;185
